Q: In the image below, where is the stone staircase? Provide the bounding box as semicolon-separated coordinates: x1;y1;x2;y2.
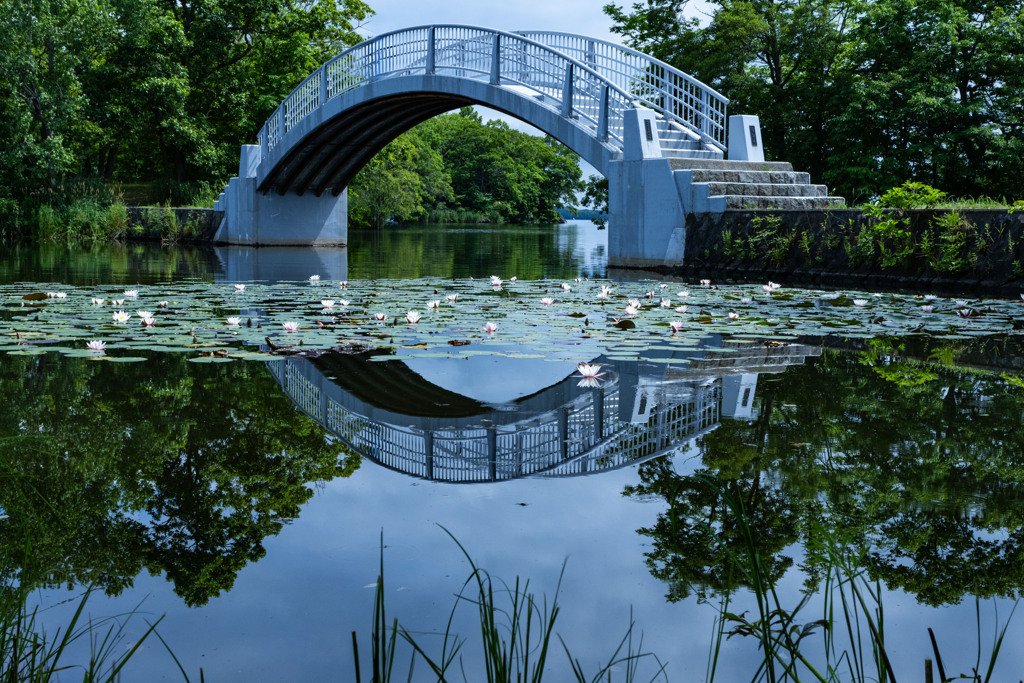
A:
670;158;846;212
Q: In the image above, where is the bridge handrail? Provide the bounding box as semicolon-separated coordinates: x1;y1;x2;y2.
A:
257;24;727;159
515;31;728;149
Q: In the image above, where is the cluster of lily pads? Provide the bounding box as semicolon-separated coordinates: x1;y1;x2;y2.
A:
0;276;1021;364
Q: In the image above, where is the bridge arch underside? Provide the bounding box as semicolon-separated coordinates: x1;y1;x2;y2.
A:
257;75;618;196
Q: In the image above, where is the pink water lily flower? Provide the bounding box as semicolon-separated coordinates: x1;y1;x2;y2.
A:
675;305;688;314
406;311;421;324
624;304;639;316
490;275;502;286
670;321;684;333
86;340;106;351
921;305;934;313
483;322;497;334
540;297;555;306
282;321;300;332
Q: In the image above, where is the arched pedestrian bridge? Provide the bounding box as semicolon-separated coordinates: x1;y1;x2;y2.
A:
215;25;840;267
264;339;821;483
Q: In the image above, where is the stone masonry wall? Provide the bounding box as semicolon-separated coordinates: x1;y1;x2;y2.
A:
659;209;1024;297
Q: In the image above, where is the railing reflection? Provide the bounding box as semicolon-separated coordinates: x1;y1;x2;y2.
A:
267;340;822;483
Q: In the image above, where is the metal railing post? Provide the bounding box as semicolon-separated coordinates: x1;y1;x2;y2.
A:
318;66;327;107
489;33;501;84
426;27;435;74
598;85;609;141
561;62;574;117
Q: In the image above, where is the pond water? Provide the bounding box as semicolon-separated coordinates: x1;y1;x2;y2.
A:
2;220;1024;682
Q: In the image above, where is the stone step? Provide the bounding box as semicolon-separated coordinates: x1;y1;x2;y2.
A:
670;158;795;172
711;195;847;210
688;169;811;185
699;182;829;198
664;149;724;160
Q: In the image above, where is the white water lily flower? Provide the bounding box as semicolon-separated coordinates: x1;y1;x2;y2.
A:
374;312;387;321
91;298;105;305
576;363;605;379
234;284;246;291
124;289;138;298
670;321;684;333
540;297;555;306
321;300;335;309
406;311;421;324
226;317;241;326
561;283;572;291
137;311;153;318
728;312;739;320
427;300;440;308
282;321;300;332
853;299;868;306
112;311;130;323
86;340;106;351
675;305;688;314
483;322;497;334
309;274;320;281
624;304;639;316
446;294;458;303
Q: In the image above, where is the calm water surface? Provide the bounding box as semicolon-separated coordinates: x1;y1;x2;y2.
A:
2;221;1024;681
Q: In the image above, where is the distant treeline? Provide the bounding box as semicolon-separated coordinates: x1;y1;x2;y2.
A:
348;108;583;228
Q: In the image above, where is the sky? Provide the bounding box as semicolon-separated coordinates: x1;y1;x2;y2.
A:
355;0;622;45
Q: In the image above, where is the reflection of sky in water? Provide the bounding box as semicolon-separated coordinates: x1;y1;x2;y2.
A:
36;455;1024;682
396;348;586;404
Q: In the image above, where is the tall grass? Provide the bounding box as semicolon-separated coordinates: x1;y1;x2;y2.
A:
688;474;1019;683
353;528;666;682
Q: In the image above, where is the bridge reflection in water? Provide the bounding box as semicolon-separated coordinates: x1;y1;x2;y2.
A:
267;339;821;483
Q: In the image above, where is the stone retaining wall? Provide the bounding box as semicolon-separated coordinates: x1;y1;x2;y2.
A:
126;207;223;241
649;209;1024;297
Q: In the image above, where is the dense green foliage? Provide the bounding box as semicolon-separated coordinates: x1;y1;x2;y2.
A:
604;0;1024;203
0;0;371;237
629;337;1024;606
0;354;358;606
349;108;584;227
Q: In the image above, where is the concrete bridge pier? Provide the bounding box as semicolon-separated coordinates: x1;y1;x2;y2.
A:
214;145;348;246
606;108;689;269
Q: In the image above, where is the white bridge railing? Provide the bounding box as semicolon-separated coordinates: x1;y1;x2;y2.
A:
258;25;728;159
266;355;721;483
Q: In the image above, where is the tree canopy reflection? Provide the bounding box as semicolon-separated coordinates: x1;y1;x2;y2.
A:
0;354;359;606
630;336;1024;606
